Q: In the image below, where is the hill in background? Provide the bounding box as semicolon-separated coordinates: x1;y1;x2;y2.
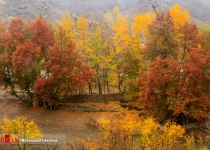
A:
0;0;210;25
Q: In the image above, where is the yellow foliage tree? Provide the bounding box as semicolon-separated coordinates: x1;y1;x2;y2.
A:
98;114;141;150
161;122;185;150
90;25;107;94
59;13;76;40
103;8;120;92
112;14;145;97
53;13;76;50
76;15;91;65
0;116;42;149
98;115;189;150
0;116;42;139
112;15;132;54
132;12;155;39
101;48;119;92
139;119;185;150
139;117;161;149
169;4;190;29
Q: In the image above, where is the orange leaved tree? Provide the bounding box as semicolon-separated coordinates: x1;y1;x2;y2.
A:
34;41;94;107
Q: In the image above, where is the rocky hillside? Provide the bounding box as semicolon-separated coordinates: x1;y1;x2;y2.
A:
0;0;210;24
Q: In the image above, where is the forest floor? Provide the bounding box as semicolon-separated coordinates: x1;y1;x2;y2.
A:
0;89;209;149
0;89;139;142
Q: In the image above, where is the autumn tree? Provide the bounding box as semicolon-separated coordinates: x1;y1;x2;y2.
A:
112;13;146;99
139;56;181;121
112;15;133;93
122;47;145;102
0;17;56;106
89;25;107;94
75;15;96;94
199;24;210;54
173;49;210;120
0;18;27;101
53;13;76;50
0;116;42;149
12;40;41;105
121;12;154;101
178;22;203;62
132;12;155;42
0;22;7;85
59;13;76;40
76;15;91;64
144;12;178;61
139;4;210;123
34;41;94;106
4;18;26;67
0;16;94;107
102;7;120;94
30;17;54;58
169;4;190;29
112;15;132;54
8;18;25;47
139;49;210;123
14;17;53;104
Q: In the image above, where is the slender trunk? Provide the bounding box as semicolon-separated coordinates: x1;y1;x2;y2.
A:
98;79;102;94
118;80;122;93
181;47;186;64
105;70;110;94
103;68;106;94
107;81;110;94
97;66;102;94
89;83;92;95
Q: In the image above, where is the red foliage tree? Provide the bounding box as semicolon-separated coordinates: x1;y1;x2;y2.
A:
30;17;54;56
139;56;181;121
34;41;94;106
139;49;210;122
0;17;54;105
8;18;25;46
1;18;26;66
11;40;41;104
0;18;27;96
174;49;210;120
178;22;204;62
12;39;40;74
0;22;6;84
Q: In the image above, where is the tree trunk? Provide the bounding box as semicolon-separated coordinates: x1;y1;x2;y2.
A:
89;83;92;95
97;66;102;94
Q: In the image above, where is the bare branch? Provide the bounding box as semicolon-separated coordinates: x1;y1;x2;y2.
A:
149;0;163;28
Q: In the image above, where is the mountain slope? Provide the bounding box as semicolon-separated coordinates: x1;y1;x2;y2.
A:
0;0;210;24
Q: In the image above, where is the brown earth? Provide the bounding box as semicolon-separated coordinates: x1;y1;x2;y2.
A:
0;89;139;141
0;89;209;150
